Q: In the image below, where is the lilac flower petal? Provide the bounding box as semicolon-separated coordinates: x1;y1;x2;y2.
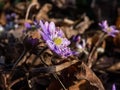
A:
99;20;119;37
40;20;46;32
110;25;116;29
102;20;108;28
40;20;51;36
63;47;73;57
57;28;64;37
99;20;109;31
112;84;116;90
110;28;119;34
108;33;116;37
45;22;49;30
49;22;56;33
40;31;49;40
55;47;61;55
113;30;119;33
62;38;70;46
46;40;55;50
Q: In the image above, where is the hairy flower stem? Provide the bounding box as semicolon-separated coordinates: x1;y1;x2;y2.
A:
11;49;27;75
87;33;107;68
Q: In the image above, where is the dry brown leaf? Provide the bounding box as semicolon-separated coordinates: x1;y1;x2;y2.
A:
15;2;27;11
113;32;120;48
61;26;78;38
28;30;41;39
69;80;98;90
52;0;76;9
76;62;105;90
0;12;6;25
107;62;120;71
73;14;94;34
69;80;86;90
36;3;52;21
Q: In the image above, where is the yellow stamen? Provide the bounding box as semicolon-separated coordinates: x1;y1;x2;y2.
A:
54;37;62;45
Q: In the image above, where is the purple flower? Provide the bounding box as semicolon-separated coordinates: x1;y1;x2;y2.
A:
27;37;39;46
112;84;116;90
99;20;119;37
73;35;88;54
24;37;39;49
39;20;73;58
24;22;31;29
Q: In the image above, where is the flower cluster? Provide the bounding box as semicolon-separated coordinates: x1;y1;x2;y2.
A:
39;20;73;58
5;13;18;30
99;20;119;37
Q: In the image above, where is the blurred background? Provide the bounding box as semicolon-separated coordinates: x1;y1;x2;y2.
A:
0;0;120;26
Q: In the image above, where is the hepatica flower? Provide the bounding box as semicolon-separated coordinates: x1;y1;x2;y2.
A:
73;35;88;55
99;20;119;37
39;20;73;58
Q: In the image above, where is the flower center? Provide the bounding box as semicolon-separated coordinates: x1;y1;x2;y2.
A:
107;27;111;32
54;37;62;45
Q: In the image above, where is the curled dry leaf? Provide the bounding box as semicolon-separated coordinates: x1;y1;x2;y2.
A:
25;0;40;21
76;62;105;90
